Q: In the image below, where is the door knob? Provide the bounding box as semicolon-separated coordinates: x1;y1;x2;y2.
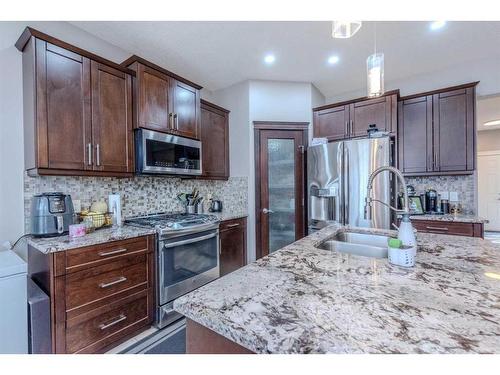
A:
262;208;274;214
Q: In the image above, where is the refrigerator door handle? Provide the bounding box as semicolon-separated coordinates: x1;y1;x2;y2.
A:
345;148;349;226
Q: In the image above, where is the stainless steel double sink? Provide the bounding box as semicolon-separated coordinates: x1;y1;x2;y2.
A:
316;231;393;258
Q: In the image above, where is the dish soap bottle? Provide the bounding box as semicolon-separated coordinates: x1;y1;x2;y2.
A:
398;213;417;247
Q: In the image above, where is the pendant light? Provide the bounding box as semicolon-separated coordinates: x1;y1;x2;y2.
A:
366;23;384;97
332;21;362;39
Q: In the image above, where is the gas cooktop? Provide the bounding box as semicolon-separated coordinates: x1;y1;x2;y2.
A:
124;212;219;236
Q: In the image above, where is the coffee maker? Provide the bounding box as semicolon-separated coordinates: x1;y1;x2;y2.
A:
425;189;438;214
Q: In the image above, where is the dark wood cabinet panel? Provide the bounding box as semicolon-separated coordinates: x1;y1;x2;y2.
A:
17;28;135;177
433;88;475;172
398;96;433;174
28;235;155;354
350;94;396;137
200;100;230;179
312;91;397;141
220;218;247;276
91;62;134;173
313;105;348;141
38;41;92;171
399;83;477;176
171;79;200;139
409;220;483;238
136;63;172;132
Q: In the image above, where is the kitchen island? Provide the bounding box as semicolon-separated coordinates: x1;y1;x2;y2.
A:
174;224;500;354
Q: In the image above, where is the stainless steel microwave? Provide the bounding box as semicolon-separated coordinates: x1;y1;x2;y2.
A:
135;129;202;176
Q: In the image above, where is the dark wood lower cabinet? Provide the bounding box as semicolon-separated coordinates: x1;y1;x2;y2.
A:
28;235;156;354
410;220;484;238
219;217;247;276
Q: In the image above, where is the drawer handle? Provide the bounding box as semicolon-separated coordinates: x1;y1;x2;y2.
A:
99;276;127;289
226;223;240;228
99;314;127;330
98;248;127;257
425;226;449;231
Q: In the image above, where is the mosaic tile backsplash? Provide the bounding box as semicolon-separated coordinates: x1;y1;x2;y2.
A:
406;174;477;214
24;174;248;231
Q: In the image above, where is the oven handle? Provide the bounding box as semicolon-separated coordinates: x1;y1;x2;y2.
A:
162;232;218;249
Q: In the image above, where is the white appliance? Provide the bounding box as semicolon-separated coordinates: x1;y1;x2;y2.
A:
0;250;28;353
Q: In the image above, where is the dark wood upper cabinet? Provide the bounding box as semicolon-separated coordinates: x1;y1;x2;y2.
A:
312;104;348;141
122;55;202;140
199;100;230;179
398;83;477;176
91;62;134;173
313;91;398;141
398;96;433;174
433;87;475;172
16;27;135;177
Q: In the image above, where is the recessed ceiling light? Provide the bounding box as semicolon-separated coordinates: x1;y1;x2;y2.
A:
264;54;275;65
485;272;500;280
430;21;447;30
327;55;340;65
484;119;500;127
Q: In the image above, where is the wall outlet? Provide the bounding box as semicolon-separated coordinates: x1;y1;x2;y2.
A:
449;192;459;202
439;191;450;200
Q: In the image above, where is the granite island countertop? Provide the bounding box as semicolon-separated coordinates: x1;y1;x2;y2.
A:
174;224;500;354
28;225;156;254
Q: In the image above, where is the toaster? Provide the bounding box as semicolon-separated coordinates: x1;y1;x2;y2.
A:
30;193;75;237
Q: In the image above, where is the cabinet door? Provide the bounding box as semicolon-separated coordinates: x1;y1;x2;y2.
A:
398;96;433;174
171;79;200;139
91;62;134;173
433;88;475;172
313;105;349;141
200;102;229;179
350;94;395;138
137;64;172;132
220;219;247;276
36;41;91;170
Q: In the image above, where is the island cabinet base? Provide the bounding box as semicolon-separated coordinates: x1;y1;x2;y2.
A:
186;319;254;354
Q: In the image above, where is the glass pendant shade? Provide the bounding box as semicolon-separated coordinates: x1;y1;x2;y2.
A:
366;53;385;97
332;21;362;39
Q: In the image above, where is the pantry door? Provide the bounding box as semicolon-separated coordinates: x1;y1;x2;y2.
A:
478;151;500;231
254;122;308;259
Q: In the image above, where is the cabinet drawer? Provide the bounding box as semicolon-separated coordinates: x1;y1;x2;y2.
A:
220;217;247;231
412;220;474;237
65;254;148;312
65;291;149;354
60;236;150;275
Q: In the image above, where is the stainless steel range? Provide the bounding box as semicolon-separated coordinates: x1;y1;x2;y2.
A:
125;213;220;328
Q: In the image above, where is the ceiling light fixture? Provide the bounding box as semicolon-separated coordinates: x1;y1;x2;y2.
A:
264;54;275;65
430;21;447;30
484;119;500;127
332;21;362;39
328;55;339;65
367;23;384;97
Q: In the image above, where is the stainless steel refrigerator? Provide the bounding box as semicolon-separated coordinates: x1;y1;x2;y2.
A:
307;137;393;231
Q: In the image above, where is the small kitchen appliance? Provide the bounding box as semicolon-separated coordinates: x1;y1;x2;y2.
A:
425;189;438;214
30;193;75;237
209;200;223;212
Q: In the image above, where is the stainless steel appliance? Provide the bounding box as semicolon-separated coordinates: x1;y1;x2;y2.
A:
307;137;393;231
135;129;202;176
209;200;223;212
30;193;75;237
125;213;220;329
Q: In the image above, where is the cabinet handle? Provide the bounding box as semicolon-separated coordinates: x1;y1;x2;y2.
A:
169;113;173;130
96;144;100;166
98;248;127;257
226;223;240;228
99;276;127;289
174;113;179;130
350;120;354;135
425;226;449;231
99;314;127;330
87;143;92;165
345;121;349;136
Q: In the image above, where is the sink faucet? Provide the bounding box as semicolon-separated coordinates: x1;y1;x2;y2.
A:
364;166;416;246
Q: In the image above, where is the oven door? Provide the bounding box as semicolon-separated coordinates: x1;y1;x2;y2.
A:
136;128;202;176
158;229;219;305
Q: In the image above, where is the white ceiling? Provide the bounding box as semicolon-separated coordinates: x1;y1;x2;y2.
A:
478;95;500;131
68;21;500;98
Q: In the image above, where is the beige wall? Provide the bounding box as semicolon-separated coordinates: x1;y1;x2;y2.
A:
478;129;500;152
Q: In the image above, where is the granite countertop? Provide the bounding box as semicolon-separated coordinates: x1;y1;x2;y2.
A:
209;211;248;222
174;224;500;354
28;226;156;254
408;214;488;224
